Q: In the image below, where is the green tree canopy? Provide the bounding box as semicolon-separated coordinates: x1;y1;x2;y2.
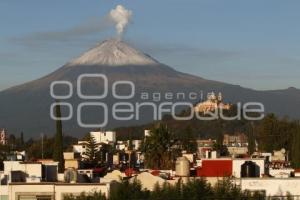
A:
142;123;179;169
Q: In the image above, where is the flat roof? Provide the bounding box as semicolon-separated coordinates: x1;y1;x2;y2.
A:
9;182;108;186
201;158;232;160
232;158;265;160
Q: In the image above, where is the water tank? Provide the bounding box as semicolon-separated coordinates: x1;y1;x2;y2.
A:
241;161;257;177
175;157;190;177
64;168;77;183
42;165;58;182
11;171;26;182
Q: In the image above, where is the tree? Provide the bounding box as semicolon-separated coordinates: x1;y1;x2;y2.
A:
128;134;133;151
142;123;179;169
213;142;229;157
0;144;9;170
257;114;278;152
20;132;24;145
27;136;54;160
247;123;256;155
53;101;64;173
213;178;244;199
150;181;180;200
8;134;16;151
177;126;197;153
213;131;229;157
64;192;106;200
110;178;149;200
86;134;98;164
181;179;214;200
291;122;300;168
17;131;25;151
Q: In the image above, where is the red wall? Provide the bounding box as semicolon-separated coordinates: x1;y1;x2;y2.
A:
196;160;232;177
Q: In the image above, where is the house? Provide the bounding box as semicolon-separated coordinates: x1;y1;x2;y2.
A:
72;131;116;159
196;139;216;158
196;157;265;179
196;158;232;177
73;141;89;159
223;133;248;147
90;131;116;144
0;159;110;200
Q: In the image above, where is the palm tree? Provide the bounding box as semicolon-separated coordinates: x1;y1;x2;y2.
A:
142;123;179;169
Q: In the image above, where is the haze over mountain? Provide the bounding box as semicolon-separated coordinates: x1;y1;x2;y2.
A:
0;39;299;138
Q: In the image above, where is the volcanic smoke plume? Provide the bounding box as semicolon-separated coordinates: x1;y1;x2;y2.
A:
109;5;132;38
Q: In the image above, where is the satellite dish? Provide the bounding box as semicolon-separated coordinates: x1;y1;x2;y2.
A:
64;168;77;183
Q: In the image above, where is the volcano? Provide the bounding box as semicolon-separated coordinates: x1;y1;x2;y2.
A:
0;39;300;138
67;39;158;66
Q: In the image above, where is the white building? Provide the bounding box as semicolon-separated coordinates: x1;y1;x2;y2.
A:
90;131;116;144
0;160;110;200
3;161;43;182
1;183;110;200
116;142;127;151
241;178;300;196
116;140;142;151
73;141;89;159
232;158;265;178
72;131;116;158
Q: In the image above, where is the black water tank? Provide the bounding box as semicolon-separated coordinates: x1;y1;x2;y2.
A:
241;161;257;177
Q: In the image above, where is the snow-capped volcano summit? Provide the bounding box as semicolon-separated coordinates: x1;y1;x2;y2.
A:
67;39;159;66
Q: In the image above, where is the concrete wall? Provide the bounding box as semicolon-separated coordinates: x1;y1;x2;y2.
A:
8;184;54;200
241;178;300;196
269;169;294;178
8;183;110;200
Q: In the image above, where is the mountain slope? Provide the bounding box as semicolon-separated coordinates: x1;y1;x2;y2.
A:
0;39;299;138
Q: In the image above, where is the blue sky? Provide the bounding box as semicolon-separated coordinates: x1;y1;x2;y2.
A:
1;0;300;91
